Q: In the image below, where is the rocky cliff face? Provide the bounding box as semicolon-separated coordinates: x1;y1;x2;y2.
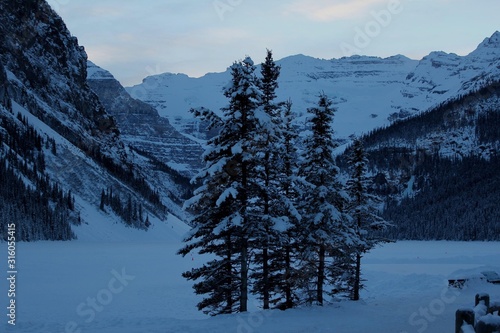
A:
0;0;188;238
0;0;123;159
87;62;203;174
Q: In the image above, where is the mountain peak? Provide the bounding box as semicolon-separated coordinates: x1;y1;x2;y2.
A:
421;51;460;62
385;54;412;61
279;54;320;64
87;61;115;80
468;31;500;60
478;31;500;47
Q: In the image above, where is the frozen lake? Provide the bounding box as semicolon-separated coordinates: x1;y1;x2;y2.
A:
1;226;499;332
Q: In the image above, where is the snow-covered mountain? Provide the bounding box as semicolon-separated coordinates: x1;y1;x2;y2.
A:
127;31;500;140
87;61;203;174
1;0;498;242
0;0;187;240
399;32;500;116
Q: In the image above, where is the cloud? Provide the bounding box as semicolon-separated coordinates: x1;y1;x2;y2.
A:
285;0;389;21
50;0;500;87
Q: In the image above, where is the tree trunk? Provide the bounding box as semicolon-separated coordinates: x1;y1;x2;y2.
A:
317;244;325;305
285;246;293;309
240;141;248;313
353;252;361;301
263;150;271;310
226;233;233;312
263;247;270;309
240;237;248;312
353;214;362;301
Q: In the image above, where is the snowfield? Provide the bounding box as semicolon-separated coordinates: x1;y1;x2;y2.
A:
1;216;499;333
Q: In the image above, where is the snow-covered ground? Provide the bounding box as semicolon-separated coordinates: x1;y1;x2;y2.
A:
1;216;499;333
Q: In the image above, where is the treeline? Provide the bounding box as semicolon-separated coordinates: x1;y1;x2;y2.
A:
0;113;78;241
476;109;500;144
1;107;162;238
335;79;500;241
99;188;150;229
131;146;193;202
91;146;165;212
382;154;500;240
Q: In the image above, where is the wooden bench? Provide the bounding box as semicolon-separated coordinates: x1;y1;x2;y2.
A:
449;271;500;288
456;294;500;333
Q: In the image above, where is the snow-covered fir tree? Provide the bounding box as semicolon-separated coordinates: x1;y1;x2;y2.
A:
179;56;263;314
297;93;353;305
250;51;300;310
249;49;280;310
267;99;302;309
345;138;391;300
180;56;388;314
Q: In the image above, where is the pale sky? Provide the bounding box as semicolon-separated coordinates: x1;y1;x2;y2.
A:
47;0;499;87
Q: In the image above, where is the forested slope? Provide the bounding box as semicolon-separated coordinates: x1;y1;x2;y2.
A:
340;81;500;240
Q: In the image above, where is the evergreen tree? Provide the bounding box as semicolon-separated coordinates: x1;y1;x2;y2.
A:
51;138;57;155
345;138;390;300
138;203;143;224
250;50;299;310
126;195;133;225
297;93;352;305
268;99;302;309
66;190;73;210
250;50;277;310
0;114;77;241
179;56;262;314
259;49;281;119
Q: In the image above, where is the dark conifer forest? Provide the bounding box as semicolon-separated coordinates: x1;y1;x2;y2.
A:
338;81;500;241
0;112;77;241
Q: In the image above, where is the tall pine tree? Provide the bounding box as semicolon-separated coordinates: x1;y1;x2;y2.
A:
297;93;353;305
179;56;262;314
250;49;280;310
267;99;302;309
250;50;300;310
345;138;390;300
